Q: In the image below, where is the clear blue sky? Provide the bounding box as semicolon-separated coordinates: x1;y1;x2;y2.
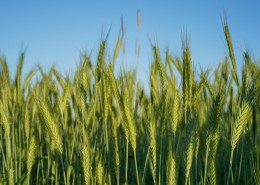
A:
0;1;260;85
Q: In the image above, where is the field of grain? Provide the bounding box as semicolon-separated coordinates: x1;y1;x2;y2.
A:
0;21;259;185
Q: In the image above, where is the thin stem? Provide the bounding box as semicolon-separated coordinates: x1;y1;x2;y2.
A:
60;156;67;185
141;149;150;185
125;140;128;185
203;146;209;185
134;150;140;185
227;149;234;185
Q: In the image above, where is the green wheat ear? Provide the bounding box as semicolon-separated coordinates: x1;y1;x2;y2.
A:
27;135;37;175
81;145;91;185
166;150;178;185
222;17;240;87
38;99;63;154
153;45;166;91
231;101;251;150
113;36;122;62
182;37;193;115
149;119;157;185
184;119;196;185
95;158;104;185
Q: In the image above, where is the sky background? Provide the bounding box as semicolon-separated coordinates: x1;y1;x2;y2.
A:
0;1;260;87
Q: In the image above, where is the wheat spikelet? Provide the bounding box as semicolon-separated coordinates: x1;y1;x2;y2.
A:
185;135;194;182
0;100;12;161
185;120;195;185
231;101;251;150
0;56;11;84
27;135;37;175
241;66;250;99
112;114;120;184
107;65;122;111
85;102;96;127
208;160;217;185
38;99;63;154
122;86;136;151
24;106;30;141
81;145;91;185
169;56;183;75
22;69;37;94
209;93;223;133
221;57;229;83
101;69;108;122
113;36;122;62
208;132;220;185
96;159;104;185
182;39;193;113
171;90;179;136
96;39;106;81
153;46;166;91
222;18;239;87
14;52;25;104
149;120;157;184
60;82;70;114
150;74;160;104
192;76;207;109
166;151;178;185
53;68;65;89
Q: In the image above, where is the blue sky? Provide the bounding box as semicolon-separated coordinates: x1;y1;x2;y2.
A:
0;1;260;85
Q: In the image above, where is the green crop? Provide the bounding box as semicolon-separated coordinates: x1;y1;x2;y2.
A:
0;21;259;185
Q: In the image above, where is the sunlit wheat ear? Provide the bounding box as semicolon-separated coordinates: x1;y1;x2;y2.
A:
149;120;157;184
0;56;11;84
81;145;91;185
182;38;193;114
122;85;136;151
53;68;65;89
27;135;37;175
222;17;240;87
231;101;251;150
185;120;195;185
24;106;30;141
0;99;12;160
107;65;121;111
14;52;25;104
153;46;166;91
22;68;38;94
59;82;70;114
96;159;104;185
96;39;106;81
241;66;250;99
192;75;207;109
38;99;63;154
172;90;179;136
208;132;220;185
166;151;178;185
101;69;108;122
208;160;217;185
113;36;122;62
111;114;120;184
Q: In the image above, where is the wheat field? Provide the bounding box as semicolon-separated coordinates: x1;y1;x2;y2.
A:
0;21;259;185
